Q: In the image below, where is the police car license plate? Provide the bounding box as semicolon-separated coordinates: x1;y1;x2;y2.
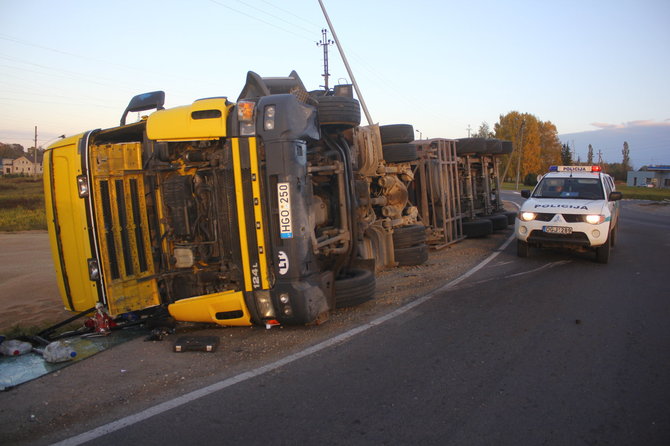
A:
543;225;572;234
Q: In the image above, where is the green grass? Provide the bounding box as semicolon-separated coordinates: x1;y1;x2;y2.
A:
0;176;47;231
502;181;670;201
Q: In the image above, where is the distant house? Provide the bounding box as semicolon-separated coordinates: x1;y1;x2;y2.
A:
0;153;43;175
1;158;13;175
627;165;670;189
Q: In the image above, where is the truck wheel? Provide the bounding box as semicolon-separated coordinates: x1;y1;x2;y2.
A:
395;243;429;266
462;219;492;238
380;124;415;144
334;268;375;308
503;211;517;225
456;138;488;155
392;224;427;249
595;237;611;264
517;239;529;258
317;96;361;129
382;143;418;163
482;214;508;231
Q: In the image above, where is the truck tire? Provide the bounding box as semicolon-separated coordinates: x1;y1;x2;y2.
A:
395;243;429;266
380;124;415;144
462;218;492;238
382;143;418;163
334;268;375;308
392;224;427;249
317;96;361;129
482;214;508;230
503;211;517;225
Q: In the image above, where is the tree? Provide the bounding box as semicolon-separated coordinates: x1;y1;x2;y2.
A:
0;143;26;159
587;144;594;164
561;143;573;165
473;122;494;138
537;120;562;171
622;141;632;172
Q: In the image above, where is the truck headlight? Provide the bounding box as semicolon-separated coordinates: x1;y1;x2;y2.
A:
519;211;536;221
264;105;276;131
238;100;256;136
253;290;275;319
584;214;605;224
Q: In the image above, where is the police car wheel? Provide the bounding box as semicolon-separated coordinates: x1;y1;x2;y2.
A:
595;237;611;264
517;240;529;258
334;268;375;308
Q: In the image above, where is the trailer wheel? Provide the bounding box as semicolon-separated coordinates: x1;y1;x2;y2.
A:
395;243;429;266
317;96;361;129
482;214;508;231
462;219;492;238
380;124;415;144
382;143;418;163
503;211;517;225
334;268;375;308
392;224;427;249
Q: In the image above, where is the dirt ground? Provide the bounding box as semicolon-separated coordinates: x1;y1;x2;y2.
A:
0;232;72;334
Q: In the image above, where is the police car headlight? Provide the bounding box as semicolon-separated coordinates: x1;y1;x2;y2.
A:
585;214;605;224
519;211;536;221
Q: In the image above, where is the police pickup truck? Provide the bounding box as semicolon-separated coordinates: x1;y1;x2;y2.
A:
515;165;622;263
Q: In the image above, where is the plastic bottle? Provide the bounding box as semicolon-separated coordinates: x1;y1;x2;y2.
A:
0;339;33;356
40;341;77;363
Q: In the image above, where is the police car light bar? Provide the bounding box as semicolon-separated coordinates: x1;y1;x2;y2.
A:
549;165;601;172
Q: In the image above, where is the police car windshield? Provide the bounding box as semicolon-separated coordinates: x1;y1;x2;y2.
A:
532;177;604;200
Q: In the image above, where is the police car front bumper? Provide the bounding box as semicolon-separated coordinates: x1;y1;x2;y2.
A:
515;219;610;248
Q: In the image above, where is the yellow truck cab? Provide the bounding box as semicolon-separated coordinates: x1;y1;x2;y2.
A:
44;71;374;327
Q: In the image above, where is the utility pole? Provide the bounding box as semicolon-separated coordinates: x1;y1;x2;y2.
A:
316;28;334;90
33;125;38;177
514;119;526;190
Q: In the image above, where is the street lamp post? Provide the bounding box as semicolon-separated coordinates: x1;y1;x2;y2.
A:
415;129;422;140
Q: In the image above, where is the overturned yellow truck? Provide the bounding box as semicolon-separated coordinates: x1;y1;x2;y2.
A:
44;71;393;327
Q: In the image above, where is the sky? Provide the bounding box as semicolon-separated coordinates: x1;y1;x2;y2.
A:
1;0;668;165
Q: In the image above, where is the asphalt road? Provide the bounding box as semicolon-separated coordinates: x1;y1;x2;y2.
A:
67;198;670;446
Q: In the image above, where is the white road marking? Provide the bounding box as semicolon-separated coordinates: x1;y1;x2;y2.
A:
53;233;518;446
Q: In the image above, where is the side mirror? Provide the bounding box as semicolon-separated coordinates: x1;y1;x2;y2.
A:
120;91;165;126
521;189;531;198
609;191;623;201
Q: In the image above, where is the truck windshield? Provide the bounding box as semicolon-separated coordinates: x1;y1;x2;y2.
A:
533;177;604;200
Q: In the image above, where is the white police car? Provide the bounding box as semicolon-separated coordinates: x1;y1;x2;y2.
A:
515;165;622;263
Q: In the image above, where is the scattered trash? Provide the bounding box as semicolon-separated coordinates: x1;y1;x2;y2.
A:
0;339;32;356
173;336;219;353
83;303;117;336
144;327;174;342
265;319;281;330
34;341;77;363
